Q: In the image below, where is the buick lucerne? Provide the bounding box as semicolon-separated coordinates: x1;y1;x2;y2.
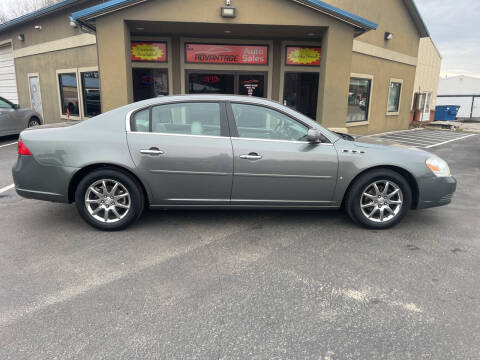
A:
12;95;456;230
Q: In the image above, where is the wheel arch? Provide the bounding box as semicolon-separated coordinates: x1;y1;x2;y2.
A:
68;163;150;205
342;165;419;209
28;115;42;125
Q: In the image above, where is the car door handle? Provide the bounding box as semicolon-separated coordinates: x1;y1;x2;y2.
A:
140;148;164;155
239;153;262;160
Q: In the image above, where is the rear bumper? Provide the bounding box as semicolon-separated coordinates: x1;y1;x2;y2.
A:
12;155;78;203
416;175;457;209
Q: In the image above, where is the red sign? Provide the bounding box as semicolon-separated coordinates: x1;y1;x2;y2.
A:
185;43;268;65
286;46;321;66
131;42;167;62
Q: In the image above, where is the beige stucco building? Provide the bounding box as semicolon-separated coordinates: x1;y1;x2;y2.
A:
0;0;430;134
412;37;442;122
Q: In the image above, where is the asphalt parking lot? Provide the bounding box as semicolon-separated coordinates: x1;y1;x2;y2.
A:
372;129;476;149
0;133;479;359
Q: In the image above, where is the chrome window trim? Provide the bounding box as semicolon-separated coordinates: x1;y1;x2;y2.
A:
150;170;230;176
235;173;332;179
233;137;334;145
127;130;227;140
125;99;225;133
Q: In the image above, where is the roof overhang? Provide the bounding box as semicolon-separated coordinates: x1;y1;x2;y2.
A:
0;0;82;32
403;0;430;37
71;0;378;34
71;0;149;31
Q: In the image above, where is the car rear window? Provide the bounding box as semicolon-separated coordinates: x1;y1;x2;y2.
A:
131;102;222;137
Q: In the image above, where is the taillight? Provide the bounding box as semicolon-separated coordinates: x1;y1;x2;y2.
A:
18;140;32;156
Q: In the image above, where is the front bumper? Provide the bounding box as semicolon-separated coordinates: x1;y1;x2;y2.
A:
416;175;457;209
12;155;78;203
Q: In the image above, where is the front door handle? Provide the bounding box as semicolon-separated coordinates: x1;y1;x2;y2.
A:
239;152;262;160
140;147;164;156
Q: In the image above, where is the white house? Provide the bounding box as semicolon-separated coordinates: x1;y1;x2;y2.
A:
437;75;480;120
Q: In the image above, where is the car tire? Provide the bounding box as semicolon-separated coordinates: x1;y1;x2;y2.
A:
75;168;144;231
345;169;412;229
28;117;41;127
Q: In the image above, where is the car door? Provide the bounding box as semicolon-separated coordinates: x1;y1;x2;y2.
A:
228;102;339;206
0;98;15;134
127;101;233;206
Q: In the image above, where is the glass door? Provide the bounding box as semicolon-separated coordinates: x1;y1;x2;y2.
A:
28;75;43;117
283;72;319;120
132;68;169;102
187;72;235;94
187;71;266;97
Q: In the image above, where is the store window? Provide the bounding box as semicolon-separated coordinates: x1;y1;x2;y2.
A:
238;74;265;97
347;77;372;123
188;73;235;94
57;68;100;119
187;72;266;98
387;80;402;114
58;73;79;116
132;68;169;102
231;103;308;141
81;71;100;117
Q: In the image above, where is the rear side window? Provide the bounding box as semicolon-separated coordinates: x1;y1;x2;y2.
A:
132;108;150;132
131;102;222;136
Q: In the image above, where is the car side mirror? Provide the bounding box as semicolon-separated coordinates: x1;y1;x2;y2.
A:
13;104;20;110
307;129;321;143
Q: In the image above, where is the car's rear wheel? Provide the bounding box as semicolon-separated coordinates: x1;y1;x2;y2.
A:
28;117;40;127
345;169;412;229
75;168;144;231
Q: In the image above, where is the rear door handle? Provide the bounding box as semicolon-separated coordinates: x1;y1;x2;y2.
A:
239;152;262;160
140;148;164;155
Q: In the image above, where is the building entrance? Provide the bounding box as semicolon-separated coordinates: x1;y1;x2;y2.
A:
187;71;266;98
283;72;319;120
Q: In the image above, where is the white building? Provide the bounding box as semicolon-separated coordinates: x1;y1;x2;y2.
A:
437;75;480;120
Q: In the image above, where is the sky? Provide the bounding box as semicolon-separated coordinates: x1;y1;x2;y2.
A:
415;0;480;78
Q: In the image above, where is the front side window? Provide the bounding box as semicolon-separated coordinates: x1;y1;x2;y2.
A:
387;81;402;113
58;73;79;116
347;77;371;122
0;98;12;109
81;71;100;117
231;103;308;141
132;102;222;136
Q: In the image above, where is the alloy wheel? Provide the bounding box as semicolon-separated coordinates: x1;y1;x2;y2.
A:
84;179;131;223
360;180;403;223
28;119;40;127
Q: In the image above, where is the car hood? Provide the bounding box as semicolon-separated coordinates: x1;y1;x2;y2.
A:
351;135;431;155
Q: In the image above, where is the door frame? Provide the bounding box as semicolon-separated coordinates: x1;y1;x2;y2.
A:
279;40;322;111
185;70;268;97
27;72;44;119
282;71;320;119
180;37;273;98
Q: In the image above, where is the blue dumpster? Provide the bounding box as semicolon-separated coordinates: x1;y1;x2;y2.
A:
434;105;460;121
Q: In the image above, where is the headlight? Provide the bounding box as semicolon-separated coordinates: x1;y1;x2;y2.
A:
426;157;451;177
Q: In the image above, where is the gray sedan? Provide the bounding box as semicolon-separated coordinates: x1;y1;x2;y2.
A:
0;97;42;136
12;95;456;231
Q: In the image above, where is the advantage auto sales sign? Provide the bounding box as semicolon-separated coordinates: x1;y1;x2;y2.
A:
185;43;268;65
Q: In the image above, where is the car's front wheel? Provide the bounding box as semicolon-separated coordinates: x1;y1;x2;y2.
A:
345;169;412;229
75;168;144;231
28;117;41;127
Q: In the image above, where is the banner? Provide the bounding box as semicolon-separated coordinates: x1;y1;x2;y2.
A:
185;43;268;65
285;46;321;66
131;42;167;62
